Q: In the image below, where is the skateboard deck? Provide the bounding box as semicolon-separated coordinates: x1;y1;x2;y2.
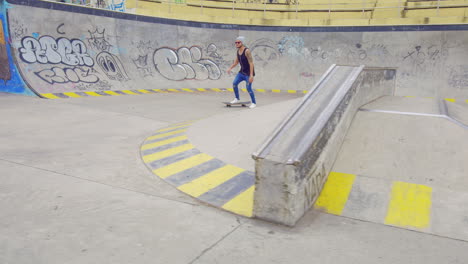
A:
223;101;251;107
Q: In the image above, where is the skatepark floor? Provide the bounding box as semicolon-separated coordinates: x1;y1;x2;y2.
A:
1;91;467;264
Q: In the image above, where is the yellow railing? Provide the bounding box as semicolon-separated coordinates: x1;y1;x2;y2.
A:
44;0;468;25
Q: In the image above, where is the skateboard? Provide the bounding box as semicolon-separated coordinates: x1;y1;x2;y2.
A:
223;101;251;107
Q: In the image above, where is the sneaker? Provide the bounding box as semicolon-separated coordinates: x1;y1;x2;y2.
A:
249;103;256;109
230;98;239;104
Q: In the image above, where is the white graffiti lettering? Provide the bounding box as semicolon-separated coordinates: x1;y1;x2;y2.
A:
34;67;99;84
153;46;221;81
19;36;94;67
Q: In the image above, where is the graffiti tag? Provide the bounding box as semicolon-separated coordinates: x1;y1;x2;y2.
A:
19;36;94;67
35;67;99;84
153;46;221;81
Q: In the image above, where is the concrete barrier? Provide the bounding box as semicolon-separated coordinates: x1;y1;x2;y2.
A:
252;65;396;226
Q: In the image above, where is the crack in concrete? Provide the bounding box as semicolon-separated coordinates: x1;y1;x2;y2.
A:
188;223;243;264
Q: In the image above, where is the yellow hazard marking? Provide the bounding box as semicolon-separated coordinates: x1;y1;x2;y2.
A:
444;98;456;103
272;89;281;93
146;129;187;141
103;91;121;96
157;124;190;132
466;99;468;104
121;90;138;95
385;181;432;229
141;135;187;151
63;92;81;98
138;89;151;94
211;88;221;92
182;88;194;92
142;143;194;163
303;90;308;94
153;153;214;179
404;96;415;98
169;120;194;127
314;172;356;215
197;88;207;92
287;90;297;94
84;91;102;97
41;93;60;99
152;89;167;93
256;89;266;93
167;89;179;92
241;88;247;92
226;88;234;92
222;185;255;217
177;165;244;197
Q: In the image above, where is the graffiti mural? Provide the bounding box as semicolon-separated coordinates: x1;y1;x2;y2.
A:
108;0;126;12
153;46;221;81
250;38;279;67
19;36;94;66
89;27;129;82
96;51;129;81
0;20;11;82
132;40;156;77
88;28;112;52
34;67;99;84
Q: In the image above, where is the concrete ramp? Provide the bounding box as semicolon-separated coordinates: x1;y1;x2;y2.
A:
252;65;396;226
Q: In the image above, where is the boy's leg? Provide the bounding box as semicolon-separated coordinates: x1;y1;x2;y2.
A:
232;73;243;100
245;78;256;104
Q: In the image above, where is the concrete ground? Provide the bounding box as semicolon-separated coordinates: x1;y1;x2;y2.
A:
1;91;467;264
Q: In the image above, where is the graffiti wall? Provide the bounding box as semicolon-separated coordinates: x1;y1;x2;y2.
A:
0;2;34;96
5;1;468;99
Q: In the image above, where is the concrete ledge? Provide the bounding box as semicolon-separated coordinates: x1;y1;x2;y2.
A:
252;65;396;226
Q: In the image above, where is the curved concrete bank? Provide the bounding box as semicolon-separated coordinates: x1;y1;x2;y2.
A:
2;0;468;100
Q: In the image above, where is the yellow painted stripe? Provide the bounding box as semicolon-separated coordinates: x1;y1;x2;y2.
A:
222;185;255;217
178;165;244;197
103;91;121;96
41;93;60;99
303;90;308;94
404;96;415;98
226;88;234;92
152;89;167;93
146;129;187;141
197;88;207;92
157;124;190;132
287;90;297;94
314;172;356;215
169;120;194;127
121;90;138;95
182;88;194;92
138;89;151;94
211;88;221;92
84;91;102;97
141;135;187;151
256;89;266;93
385;181;432;229
466;99;468;104
241;88;247;92
167;89;179;92
272;89;281;93
63;92;81;98
153;153;214;179
143;143;194;163
444;98;456;103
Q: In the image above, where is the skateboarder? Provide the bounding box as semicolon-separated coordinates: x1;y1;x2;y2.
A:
227;36;257;109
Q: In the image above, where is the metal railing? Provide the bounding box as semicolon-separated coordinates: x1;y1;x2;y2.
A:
45;0;468;21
